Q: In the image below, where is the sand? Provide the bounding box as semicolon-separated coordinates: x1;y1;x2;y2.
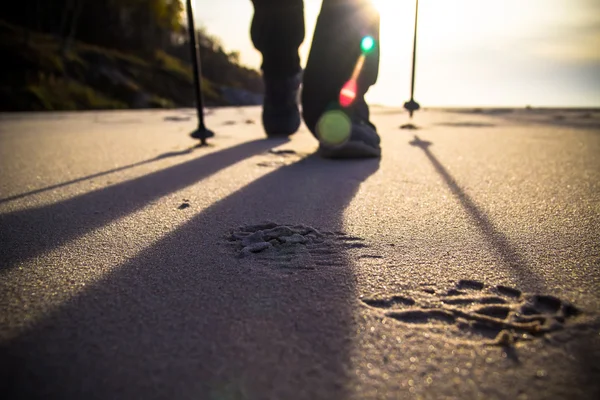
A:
0;106;599;399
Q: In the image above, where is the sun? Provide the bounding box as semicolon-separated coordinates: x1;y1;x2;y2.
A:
370;0;416;47
371;0;415;33
372;0;404;14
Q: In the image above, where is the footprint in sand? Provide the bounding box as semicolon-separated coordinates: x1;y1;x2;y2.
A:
361;280;581;345
227;222;369;271
256;149;303;168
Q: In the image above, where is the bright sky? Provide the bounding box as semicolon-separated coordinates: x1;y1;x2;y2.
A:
194;0;600;107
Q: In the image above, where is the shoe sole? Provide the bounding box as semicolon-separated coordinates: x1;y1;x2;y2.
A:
319;140;381;159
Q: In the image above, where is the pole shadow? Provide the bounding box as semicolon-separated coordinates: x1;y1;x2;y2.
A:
409;135;600;396
409;135;545;291
0;139;287;271
0;147;203;204
1;155;380;399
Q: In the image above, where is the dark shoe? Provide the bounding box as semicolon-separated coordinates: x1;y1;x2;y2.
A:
316;99;381;159
262;73;302;137
318;118;381;159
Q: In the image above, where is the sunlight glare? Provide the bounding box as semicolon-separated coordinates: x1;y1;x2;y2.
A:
317;110;352;146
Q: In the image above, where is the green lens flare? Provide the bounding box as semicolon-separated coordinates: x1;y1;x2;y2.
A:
361;36;375;53
317;110;352;147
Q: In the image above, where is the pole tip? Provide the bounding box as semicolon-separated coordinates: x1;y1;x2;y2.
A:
190;127;215;145
403;99;421;117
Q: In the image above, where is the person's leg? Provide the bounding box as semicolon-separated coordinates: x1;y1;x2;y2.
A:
301;0;381;157
251;0;304;136
251;0;304;78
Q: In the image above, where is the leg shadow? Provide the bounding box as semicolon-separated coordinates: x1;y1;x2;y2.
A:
1;155;380;399
0;139;286;271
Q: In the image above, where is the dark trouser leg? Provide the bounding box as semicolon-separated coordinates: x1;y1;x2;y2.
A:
301;0;380;135
250;0;305;78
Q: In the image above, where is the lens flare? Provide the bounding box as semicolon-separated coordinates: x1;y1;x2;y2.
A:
337;35;376;109
339;54;366;108
361;35;375;53
339;80;357;108
316;110;352;147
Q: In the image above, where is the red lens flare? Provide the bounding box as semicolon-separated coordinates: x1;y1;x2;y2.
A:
339;80;357;108
339;54;366;108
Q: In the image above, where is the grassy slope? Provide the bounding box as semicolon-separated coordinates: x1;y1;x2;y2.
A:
0;20;236;111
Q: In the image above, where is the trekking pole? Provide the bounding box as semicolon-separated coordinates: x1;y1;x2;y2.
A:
403;0;421;118
186;0;214;145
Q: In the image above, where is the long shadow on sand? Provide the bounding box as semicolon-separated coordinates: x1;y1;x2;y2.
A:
0;147;201;204
409;135;545;291
410;135;600;397
1;155;379;399
0;139;286;271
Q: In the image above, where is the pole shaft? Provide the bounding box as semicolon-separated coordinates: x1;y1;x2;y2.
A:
409;0;419;101
186;0;206;130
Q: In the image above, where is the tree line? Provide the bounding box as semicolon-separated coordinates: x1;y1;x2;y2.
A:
2;0;263;94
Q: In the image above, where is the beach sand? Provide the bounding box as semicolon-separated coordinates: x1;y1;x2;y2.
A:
1;106;599;399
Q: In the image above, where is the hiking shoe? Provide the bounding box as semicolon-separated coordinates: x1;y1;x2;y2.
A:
316;109;381;159
262;73;302;137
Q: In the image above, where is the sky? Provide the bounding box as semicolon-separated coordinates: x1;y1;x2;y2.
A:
193;0;600;107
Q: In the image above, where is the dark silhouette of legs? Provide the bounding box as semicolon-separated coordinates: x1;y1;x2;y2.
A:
250;0;380;127
301;0;380;134
251;0;304;136
250;0;305;78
